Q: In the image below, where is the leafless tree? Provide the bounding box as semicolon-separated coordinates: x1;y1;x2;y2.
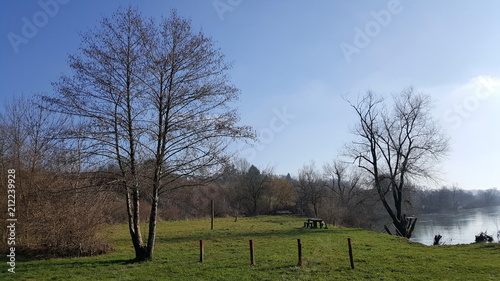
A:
297;162;325;218
322;159;372;226
323;160;362;208
346;88;449;238
44;7;254;261
231;160;272;216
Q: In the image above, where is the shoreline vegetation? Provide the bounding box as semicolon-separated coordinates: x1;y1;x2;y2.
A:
2;216;499;280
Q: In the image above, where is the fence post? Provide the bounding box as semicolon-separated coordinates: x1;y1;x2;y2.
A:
199;240;204;263
297;239;303;266
249;240;256;266
211;200;214;230
348;238;354;269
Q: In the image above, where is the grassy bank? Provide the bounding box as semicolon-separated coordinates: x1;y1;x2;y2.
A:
2;216;500;280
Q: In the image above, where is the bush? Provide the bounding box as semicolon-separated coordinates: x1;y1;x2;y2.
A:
0;170;116;259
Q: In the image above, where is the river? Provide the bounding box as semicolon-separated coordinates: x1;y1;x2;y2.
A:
410;205;500;245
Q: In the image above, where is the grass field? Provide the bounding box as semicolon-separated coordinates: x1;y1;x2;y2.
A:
2;216;500;280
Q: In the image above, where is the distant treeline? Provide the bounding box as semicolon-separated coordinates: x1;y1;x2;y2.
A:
416;187;500;213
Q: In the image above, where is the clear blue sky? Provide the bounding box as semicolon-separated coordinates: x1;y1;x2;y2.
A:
1;0;500;189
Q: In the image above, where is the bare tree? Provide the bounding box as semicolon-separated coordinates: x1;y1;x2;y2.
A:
44;7;254;261
297;162;325;218
141;11;256;257
46;7;152;260
323;160;361;208
232;161;272;216
346;88;449;238
323;160;371;226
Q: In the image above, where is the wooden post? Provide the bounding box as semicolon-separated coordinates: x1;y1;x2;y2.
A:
235;202;240;222
348;238;354;269
297;239;303;266
249;240;256;266
211;199;214;230
199;240;204;263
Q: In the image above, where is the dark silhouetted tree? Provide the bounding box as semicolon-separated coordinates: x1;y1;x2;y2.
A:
346;88;449;238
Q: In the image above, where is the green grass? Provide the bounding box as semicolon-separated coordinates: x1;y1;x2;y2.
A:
3;216;500;280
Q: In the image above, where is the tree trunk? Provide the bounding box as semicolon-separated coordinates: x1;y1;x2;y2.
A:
126;187;148;261
388;215;417;239
313;204;318;218
146;185;159;260
252;197;258;216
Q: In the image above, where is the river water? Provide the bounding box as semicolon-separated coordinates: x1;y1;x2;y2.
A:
410;205;500;245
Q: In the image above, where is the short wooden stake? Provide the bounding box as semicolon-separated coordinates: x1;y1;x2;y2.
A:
210;200;214;230
348;238;355;269
249;239;256;266
297;239;303;266
199;240;204;263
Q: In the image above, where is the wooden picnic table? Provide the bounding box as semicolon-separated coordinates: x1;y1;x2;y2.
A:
304;218;327;229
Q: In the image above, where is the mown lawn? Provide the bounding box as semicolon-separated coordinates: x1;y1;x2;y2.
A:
3;216;500;280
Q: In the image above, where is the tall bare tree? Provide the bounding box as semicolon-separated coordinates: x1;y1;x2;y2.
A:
297;162;325;218
44;7;254;261
346;88;449;238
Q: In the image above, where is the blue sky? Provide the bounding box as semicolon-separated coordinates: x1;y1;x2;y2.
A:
1;0;500;189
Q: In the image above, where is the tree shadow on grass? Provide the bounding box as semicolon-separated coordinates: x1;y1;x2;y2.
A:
155;224;365;245
20;257;140;273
